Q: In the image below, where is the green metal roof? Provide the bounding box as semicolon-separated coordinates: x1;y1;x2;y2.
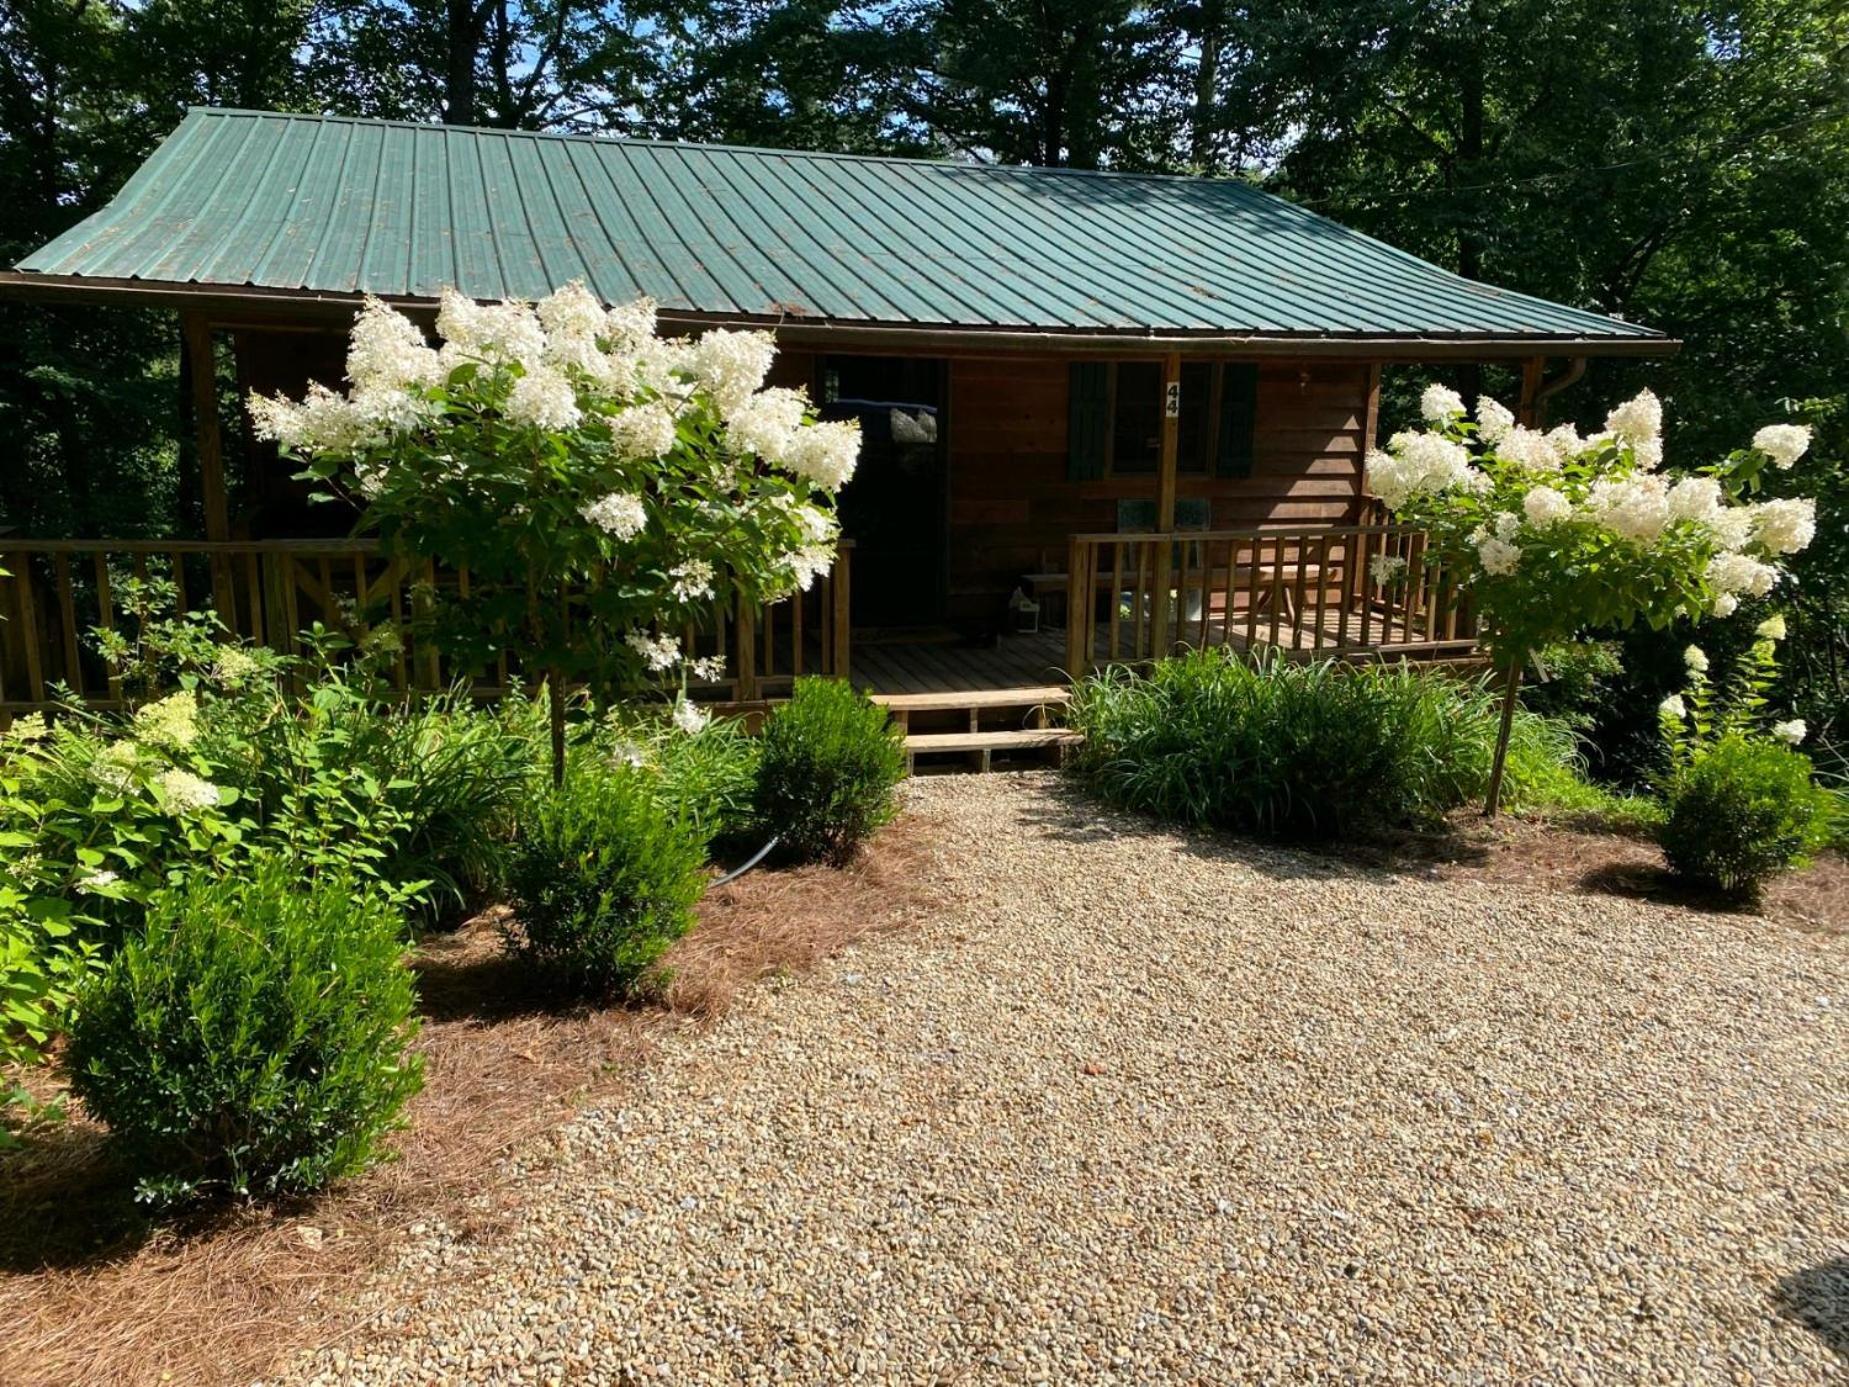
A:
15;108;1663;346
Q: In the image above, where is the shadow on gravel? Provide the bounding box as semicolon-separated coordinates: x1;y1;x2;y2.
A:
1777;1258;1849;1362
1576;860;1759;916
1010;773;1497;876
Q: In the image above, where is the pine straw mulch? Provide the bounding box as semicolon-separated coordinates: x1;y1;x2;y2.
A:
1351;811;1848;939
0;809;947;1387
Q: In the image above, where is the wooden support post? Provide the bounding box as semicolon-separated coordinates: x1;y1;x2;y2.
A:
1516;355;1547;428
1150;352;1182;658
1357;363;1382;523
1065;534;1088;678
735;594;758;703
830;545;851;682
184;313;237;624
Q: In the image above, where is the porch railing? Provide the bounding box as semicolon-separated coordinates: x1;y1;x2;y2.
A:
1062;523;1476;674
0;538;849;714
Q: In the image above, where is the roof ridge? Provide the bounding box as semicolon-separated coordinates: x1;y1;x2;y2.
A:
179;107;1282;190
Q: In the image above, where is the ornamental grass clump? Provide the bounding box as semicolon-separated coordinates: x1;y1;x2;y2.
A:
754;677;905;866
1366;383;1817;812
64;858;422;1208
598;708;762;853
250;284;860;783
505;763;708;998
1068;650;1573;839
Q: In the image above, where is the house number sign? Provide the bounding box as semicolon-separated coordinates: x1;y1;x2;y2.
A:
1164;380;1181;417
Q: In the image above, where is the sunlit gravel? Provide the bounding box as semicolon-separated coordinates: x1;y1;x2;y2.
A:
293;772;1849;1384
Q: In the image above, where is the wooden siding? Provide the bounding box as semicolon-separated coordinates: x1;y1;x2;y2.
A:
943;357;1372;626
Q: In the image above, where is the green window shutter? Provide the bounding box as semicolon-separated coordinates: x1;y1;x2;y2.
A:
1068;361;1110;480
1216;363;1259;478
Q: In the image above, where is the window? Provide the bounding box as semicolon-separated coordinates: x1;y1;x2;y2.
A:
1068;361;1254;480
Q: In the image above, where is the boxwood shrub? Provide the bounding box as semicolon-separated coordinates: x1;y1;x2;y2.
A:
1660;734;1833;897
506;762;708;997
754;677;905;866
64;858;423;1207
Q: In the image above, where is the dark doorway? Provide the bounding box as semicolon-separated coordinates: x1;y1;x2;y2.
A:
818;355;948;630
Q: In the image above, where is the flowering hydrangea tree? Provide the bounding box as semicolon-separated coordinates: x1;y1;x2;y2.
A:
1365;382;1816;812
250;284;859;781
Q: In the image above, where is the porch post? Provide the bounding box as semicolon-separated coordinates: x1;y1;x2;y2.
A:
1516;355;1547;428
183;312;238;625
1149;351;1182;657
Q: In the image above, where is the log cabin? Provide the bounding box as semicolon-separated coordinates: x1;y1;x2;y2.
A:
0;109;1674;757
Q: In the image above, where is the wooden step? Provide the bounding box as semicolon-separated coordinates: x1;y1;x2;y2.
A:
872;685;1069;713
904;726;1082;774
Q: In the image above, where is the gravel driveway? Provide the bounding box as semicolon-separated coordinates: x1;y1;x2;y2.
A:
296;773;1849;1384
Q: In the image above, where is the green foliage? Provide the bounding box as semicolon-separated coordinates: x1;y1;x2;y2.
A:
505;763;708;997
1069;650;1580;839
1659;735;1833;898
753;677;905;866
1523;640;1624;728
64;857;423;1207
597;709;763;852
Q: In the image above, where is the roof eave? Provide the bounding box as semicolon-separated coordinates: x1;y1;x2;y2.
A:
0;271;1679;360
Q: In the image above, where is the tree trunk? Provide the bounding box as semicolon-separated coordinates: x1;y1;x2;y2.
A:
548;666;566;788
1483;659;1522;817
1189;0;1225;171
443;0;481;124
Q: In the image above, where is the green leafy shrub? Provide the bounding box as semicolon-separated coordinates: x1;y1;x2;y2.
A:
506;764;707;996
598;709;762;852
1069;650;1579;839
754;678;905;865
64;858;422;1206
1659;734;1833;897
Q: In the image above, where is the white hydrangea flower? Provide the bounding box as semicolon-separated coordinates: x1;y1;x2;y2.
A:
1604;388;1662;444
1475;533;1522;576
726;387;810;465
790;502;838;545
1751;497;1816;556
1365;431;1475;510
1711;593;1739;618
247;391;307;449
1756;614;1787;641
346;296;442;392
1522;485;1572;528
1476;396;1515;443
1771;718;1807;746
671;696;711;735
91;740;140;793
1753;423;1811;469
1369;554;1408;587
691;330;777;416
669;559;716;603
781;544;837;592
1664;476;1722;526
635;335;696;393
1658;694;1687;720
77;867;121;894
1586;474;1670;544
154;768;221;815
537;280;606;346
580;491;647;540
604;297;659;350
1706;551;1780;598
505;366;582;431
1684;644;1709;674
1420;383;1467;423
780;419;861;491
1631;436;1664;471
1496;425;1559;472
1543;423;1585;464
610;401;680;459
625;630;682;671
133;690;199;750
689;655;727;682
1706;506;1755;552
466;299;548;369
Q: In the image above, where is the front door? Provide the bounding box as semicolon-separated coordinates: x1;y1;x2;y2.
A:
818;355;948;630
